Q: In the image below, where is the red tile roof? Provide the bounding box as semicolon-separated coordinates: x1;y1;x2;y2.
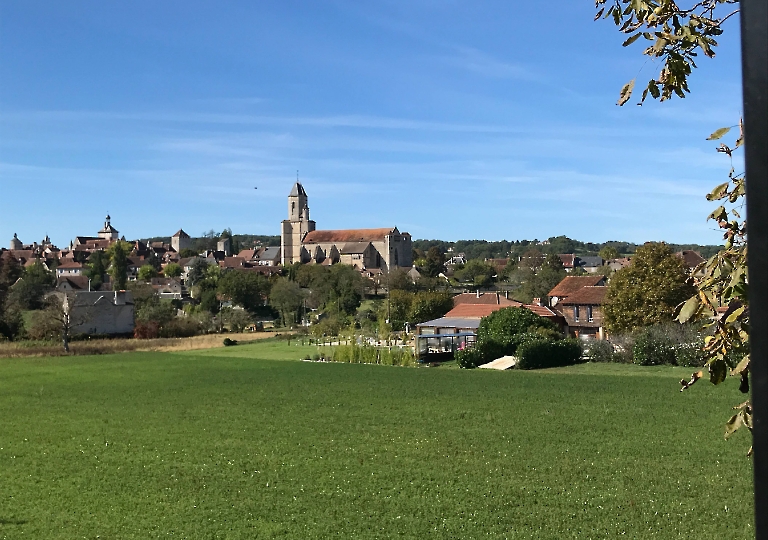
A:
303;228;397;244
523;304;561;319
57;260;84;269
548;275;605;298
453;292;522;307
445;304;508;318
560;286;607;305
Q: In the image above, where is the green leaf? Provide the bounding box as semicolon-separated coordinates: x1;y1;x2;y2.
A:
622;33;642;47
617;79;635;106
708;358;727;385
706;182;730;201
706;127;731;140
707;206;727;222
676;295;700;323
732;354;750;375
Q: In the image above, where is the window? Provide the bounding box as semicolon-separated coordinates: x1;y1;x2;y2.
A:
587;306;593;322
574;306;580;322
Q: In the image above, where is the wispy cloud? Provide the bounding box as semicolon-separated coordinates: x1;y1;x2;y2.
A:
443;46;539;80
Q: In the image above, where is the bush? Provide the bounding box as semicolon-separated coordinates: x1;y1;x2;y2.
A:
586;340;616;363
223;338;238;346
159;318;202;338
517;339;583;370
633;327;676;366
134;321;160;339
456;333;547;369
456;348;485;369
674;341;707;367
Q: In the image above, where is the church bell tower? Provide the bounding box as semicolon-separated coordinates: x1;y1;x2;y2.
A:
281;182;315;265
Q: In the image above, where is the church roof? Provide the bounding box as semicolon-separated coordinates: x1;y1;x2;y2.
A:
339;242;373;254
303;228;397;244
289;182;307;197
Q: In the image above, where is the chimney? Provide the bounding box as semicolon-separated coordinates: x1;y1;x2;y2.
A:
505;291;509;299
532;297;541;306
476;290;480;298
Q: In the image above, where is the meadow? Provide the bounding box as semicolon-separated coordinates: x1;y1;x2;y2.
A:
0;340;754;539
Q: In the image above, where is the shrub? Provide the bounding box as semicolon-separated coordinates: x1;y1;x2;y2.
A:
312;353;320;361
223;338;238;346
633;327;676;366
586;340;616;363
456;333;546;369
134;321;160;339
516;339;582;370
456;348;485;369
159;318;201;338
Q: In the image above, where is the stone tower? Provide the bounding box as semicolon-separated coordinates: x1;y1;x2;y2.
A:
172;229;192;253
98;215;119;241
10;233;22;250
281;182;315;265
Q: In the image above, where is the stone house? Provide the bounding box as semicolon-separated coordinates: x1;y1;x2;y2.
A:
56;260;84;277
559;286;607;340
547;275;606;307
56;290;135;336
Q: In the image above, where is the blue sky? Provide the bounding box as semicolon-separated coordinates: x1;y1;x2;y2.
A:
0;1;744;247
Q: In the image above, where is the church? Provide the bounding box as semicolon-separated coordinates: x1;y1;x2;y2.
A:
280;182;413;270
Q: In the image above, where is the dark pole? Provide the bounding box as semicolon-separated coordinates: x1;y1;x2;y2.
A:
739;1;767;536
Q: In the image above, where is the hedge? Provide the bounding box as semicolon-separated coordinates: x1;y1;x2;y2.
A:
516;339;583;370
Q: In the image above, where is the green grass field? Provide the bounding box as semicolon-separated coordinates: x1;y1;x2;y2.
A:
0;340;754;539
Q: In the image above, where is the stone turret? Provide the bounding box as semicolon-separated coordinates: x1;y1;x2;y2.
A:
10;233;22;250
98;215;119;240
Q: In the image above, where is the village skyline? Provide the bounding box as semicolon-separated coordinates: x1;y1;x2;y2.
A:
1;2;743;247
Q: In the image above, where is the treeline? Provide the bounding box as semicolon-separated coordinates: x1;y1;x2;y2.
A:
412;236;721;260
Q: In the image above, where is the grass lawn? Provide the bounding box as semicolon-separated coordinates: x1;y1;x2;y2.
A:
0;340;754;539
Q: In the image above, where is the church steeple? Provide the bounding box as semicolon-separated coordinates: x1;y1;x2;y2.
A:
288;182;309;221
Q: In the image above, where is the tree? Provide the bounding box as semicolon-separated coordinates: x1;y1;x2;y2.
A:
477;307;556;343
221;307;252;333
5;260;55;313
218;270;271;313
137;264;158;282
178;248;198;258
408;291;453;325
163;263;182;278
84;251;109;290
603;243;694;333
599;246;620;260
186;259;209;287
269;278;305;326
455;259;495;288
107;241;132;291
422;247;445;278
